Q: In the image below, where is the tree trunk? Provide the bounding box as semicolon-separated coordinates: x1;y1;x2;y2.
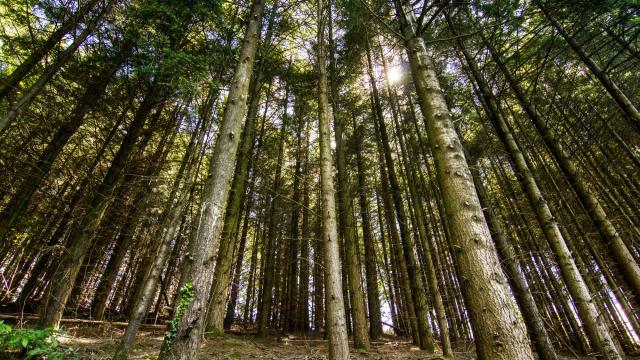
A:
317;0;349;357
256;81;289;337
449;20;559;359
330;29;369;351
205;69;265;333
155;1;265;357
365;35;433;351
296;125;312;332
392;3;534;359
283;97;306;333
353;114;383;340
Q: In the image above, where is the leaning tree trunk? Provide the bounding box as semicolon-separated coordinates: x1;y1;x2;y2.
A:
256;82;289;337
38;80;167;329
392;2;534;359
448;19;558;360
0;42;132;244
0;0;103;100
156;0;265;357
205;69;265;334
317;0;349;357
536;2;640;133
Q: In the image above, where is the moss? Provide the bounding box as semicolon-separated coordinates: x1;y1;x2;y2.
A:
204;327;224;338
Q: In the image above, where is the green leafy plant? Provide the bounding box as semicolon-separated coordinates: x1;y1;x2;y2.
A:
0;321;77;359
164;282;195;347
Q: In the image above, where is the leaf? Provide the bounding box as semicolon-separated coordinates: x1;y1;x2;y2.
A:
21;337;28;348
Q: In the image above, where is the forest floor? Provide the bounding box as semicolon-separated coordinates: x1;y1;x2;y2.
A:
51;323;628;360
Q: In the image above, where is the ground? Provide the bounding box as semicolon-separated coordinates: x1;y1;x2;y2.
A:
62;325;450;359
53;324;625;360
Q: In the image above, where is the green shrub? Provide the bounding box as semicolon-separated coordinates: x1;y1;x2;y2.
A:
0;321;77;359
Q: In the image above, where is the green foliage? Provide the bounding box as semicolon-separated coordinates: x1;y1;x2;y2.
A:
0;321;77;359
164;282;195;346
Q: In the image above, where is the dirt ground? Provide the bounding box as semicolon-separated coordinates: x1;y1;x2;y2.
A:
54;323;635;360
58;324;467;359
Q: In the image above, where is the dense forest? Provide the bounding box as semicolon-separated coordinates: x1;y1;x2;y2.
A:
0;0;639;358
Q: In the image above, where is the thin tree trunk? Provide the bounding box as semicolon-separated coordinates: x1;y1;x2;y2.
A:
0;0;103;100
205;69;265;333
353;114;383;340
330;32;369;351
483;29;640;312
536;3;640;133
365;35;433;351
256;81;289;337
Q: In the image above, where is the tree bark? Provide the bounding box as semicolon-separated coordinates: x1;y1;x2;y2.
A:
205;68;265;333
156;0;265;357
392;3;534;359
317;0;350;357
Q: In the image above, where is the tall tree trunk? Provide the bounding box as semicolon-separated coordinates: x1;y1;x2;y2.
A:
352;114;383;340
284;98;306;333
395;102;453;357
224;196;252;329
156;0;265;357
392;3;534;359
449;19;558;360
329;29;369;352
296;125;311;332
365;35;433;351
205;69;265;334
317;0;349;357
470;161;559;360
256;81;289;337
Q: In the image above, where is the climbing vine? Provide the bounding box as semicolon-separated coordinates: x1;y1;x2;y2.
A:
163;283;195;347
